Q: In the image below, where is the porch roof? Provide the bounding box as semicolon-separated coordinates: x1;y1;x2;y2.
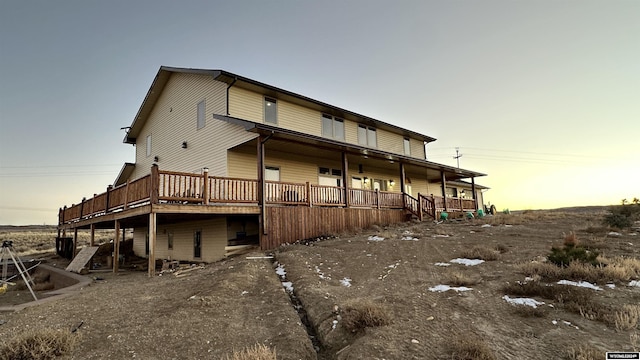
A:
213;114;485;182
124;66;437;145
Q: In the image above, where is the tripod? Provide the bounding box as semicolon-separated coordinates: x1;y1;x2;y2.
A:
1;240;37;301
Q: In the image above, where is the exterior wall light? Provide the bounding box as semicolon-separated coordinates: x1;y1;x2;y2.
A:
389;180;395;186
182;141;188;149
153;156;159;162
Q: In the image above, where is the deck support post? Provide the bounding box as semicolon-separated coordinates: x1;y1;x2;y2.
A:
150;165;159;204
148;212;157;277
73;228;78;259
399;162;406;209
257;135;268;249
114;220;121;273
90;224;95;247
342;152;349;208
440;170;448;212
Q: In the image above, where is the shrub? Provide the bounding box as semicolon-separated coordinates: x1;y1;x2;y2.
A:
565;345;601;360
603;203;640;229
511;304;547;318
341;300;391;333
445;271;479;287
615;305;640;331
225;344;276;360
461;246;500;261
548;245;599;268
447;335;496;360
0;328;77;360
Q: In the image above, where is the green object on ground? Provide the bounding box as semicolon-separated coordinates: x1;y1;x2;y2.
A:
476;209;484;217
466;212;474;219
440;212;448;220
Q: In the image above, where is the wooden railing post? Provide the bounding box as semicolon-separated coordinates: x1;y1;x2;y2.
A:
123;180;130;210
418;193;423;221
459;197;463;211
91;194;96;215
150;164;160;204
375;189;381;209
203;167;210;205
79;197;86;220
58;207;63;226
306;182;312;207
105;185;113;212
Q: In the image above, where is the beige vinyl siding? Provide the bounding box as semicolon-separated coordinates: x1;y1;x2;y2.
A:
133;218;227;263
343;120;359;145
404;172;429;196
228;149;323;184
410;138;426;159
279;101;322;135
131;73;256;181
228;87;263;122
376;130;403;154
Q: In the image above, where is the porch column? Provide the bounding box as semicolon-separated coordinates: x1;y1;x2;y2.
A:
399;162;406;208
440;170;448;212
148;212;157;277
342;152;349;208
257;136;267;240
113;220;120;273
471;177;478;210
90;224;95;247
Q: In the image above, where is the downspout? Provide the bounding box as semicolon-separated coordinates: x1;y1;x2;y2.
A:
226;77;238;115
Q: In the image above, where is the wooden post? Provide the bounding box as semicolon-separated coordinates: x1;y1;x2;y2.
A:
306;182;312;207
257;136;266;235
418;193;423;221
105;185;113;212
375;189;381;209
62;206;67;226
148;212;156;277
90;224;95;247
203;168;210;205
79;198;85;220
440;170;447;212
58;208;63;226
123;180;130;210
114;220;120;273
342;152;350;208
91;194;96;215
399;162;406;208
73;228;78;259
150;164;160;204
471;177;478;210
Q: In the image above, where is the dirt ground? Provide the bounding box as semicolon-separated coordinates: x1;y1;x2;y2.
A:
1;208;639;359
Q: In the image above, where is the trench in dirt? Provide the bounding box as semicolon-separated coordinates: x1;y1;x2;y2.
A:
271;256;331;359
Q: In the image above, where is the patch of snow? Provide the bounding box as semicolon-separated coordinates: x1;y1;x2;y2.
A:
340;277;352;287
557;280;602;291
411;339;420;344
629;280;640;287
629;233;638;236
368;235;385;241
275;264;286;278
282;281;294;293
552;320;558;325
504;225;513;228
366;254;372;257
608;231;622;236
481;224;492;228
332;319;338;330
241;291;249;295
450;258;485;266
432;234;450;238
402;236;419;241
606;283;616;289
428;284;472;292
502;295;545;308
315;266;331;280
434;262;451;267
524;277;534;282
470;231;475;234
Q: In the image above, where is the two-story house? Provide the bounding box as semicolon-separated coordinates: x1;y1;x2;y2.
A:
57;66;487;275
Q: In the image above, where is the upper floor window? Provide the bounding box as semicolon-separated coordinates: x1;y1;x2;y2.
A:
197;100;205;129
146;134;152;157
321;114;345;140
264;97;277;124
358;125;377;147
403;137;411;155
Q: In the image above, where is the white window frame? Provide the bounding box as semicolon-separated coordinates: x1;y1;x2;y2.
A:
146;134;152;157
197;100;205;130
264;97;277;124
358;125;377;147
321;114;345;140
404;137;411;155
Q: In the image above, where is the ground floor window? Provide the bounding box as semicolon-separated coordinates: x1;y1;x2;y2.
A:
167;231;174;250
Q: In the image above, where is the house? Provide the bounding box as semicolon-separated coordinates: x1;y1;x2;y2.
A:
57;66;487;275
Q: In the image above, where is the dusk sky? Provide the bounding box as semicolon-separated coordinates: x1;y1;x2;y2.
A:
1;1;639;225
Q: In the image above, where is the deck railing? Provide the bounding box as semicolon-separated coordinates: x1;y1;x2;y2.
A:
58;166;477;225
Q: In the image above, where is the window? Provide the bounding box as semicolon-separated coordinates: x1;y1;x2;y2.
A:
265;166;280;181
146;135;152;157
197;100;205;129
318;167;342;187
321;114;345;140
167;231;174;250
358;125;377;147
264;97;277;124
404;137;411;155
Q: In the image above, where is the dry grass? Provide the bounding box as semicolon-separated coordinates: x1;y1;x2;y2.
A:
564;231;579;247
224;344;276;360
445;271;480;287
511;304;547;318
0;328;77;360
565;345;601;360
460;246;500;261
341;299;392;333
615;305;640;331
0;228;120;256
631;332;639;351
517;262;562;280
518;256;640;284
447;335;496;360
